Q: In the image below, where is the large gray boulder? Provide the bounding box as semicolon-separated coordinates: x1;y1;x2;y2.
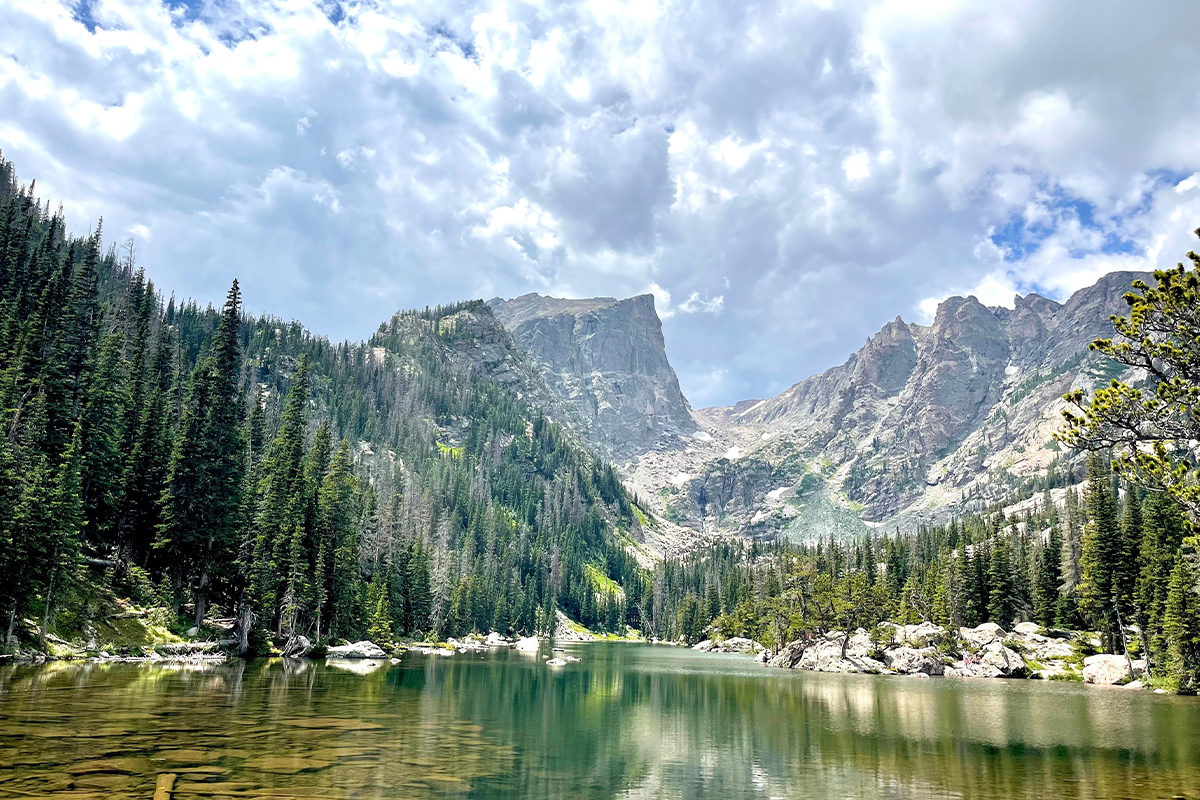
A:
1083;654;1133;685
978;641;1027;676
959;622;1006;648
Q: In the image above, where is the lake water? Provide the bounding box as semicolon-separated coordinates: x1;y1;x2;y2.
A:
1;641;1198;799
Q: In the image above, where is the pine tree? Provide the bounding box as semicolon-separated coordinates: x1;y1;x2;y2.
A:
1033;524;1063;628
1136;493;1186;672
987;534;1014;629
157;281;246;628
315;440;357;639
1058;487;1083;627
367;578;392;644
0;429;23;644
1078;453;1126;651
79;330;127;550
251;356;312;633
1163;540;1200;694
405;543;432;635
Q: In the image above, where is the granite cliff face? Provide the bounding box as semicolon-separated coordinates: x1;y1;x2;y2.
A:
488;293;697;461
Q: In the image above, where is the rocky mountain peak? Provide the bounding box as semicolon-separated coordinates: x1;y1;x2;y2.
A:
487;292;696;460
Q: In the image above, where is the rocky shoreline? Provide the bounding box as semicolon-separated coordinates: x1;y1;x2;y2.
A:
756;621;1152;688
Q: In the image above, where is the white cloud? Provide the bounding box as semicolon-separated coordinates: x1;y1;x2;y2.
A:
678;292;724;315
648;283;674;318
1;0;1198;407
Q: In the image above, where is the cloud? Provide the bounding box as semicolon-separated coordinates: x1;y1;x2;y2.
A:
678;292;724;315
1;0;1199;407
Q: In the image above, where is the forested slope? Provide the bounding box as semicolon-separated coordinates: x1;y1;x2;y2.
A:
0;155;647;655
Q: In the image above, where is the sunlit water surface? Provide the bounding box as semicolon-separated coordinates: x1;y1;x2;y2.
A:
2;641;1198;799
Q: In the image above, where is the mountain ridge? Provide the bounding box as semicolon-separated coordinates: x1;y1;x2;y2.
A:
490;271;1151;544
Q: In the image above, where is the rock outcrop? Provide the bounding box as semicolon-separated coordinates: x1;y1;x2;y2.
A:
692;637;765;654
764;622;1093;682
488;293;697;461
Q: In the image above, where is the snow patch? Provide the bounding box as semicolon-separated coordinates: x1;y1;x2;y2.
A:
1005;365;1019;377
750;510;770;525
760;431;774;441
669;472;692;486
691;430;713;441
766;487;788;501
737;400;767;417
723;447;742;460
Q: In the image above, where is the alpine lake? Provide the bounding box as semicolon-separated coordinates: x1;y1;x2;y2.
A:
1;641;1198;800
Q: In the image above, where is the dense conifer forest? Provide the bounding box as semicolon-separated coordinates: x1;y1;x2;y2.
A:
0;155;645;656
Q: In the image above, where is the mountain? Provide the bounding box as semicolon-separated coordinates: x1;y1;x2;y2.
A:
488;293;697;461
665;272;1147;539
490;273;1149;543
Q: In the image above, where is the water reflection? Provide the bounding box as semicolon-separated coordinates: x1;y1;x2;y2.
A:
1;643;1198;799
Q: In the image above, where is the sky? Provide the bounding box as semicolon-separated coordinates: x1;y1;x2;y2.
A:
3;0;1200;407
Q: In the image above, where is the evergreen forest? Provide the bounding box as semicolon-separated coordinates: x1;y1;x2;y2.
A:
0;155;646;657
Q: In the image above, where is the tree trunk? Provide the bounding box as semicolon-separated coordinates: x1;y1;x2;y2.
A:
40;550;59;652
5;605;16;645
235;601;252;656
194;569;209;630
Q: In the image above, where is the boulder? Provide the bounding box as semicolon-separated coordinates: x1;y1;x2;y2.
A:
959;622;1006;648
326;641;387;659
485;632;508;647
767;640;808;669
696;637;765;654
720;637;765;654
1083;654;1132;685
979;641;1027;676
899;622;946;648
884;647;944;676
546;658;567;666
1031;664;1069;680
1013;622;1042;636
515;636;540;652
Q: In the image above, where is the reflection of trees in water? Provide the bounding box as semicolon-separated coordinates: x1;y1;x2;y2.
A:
1;652;1199;799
